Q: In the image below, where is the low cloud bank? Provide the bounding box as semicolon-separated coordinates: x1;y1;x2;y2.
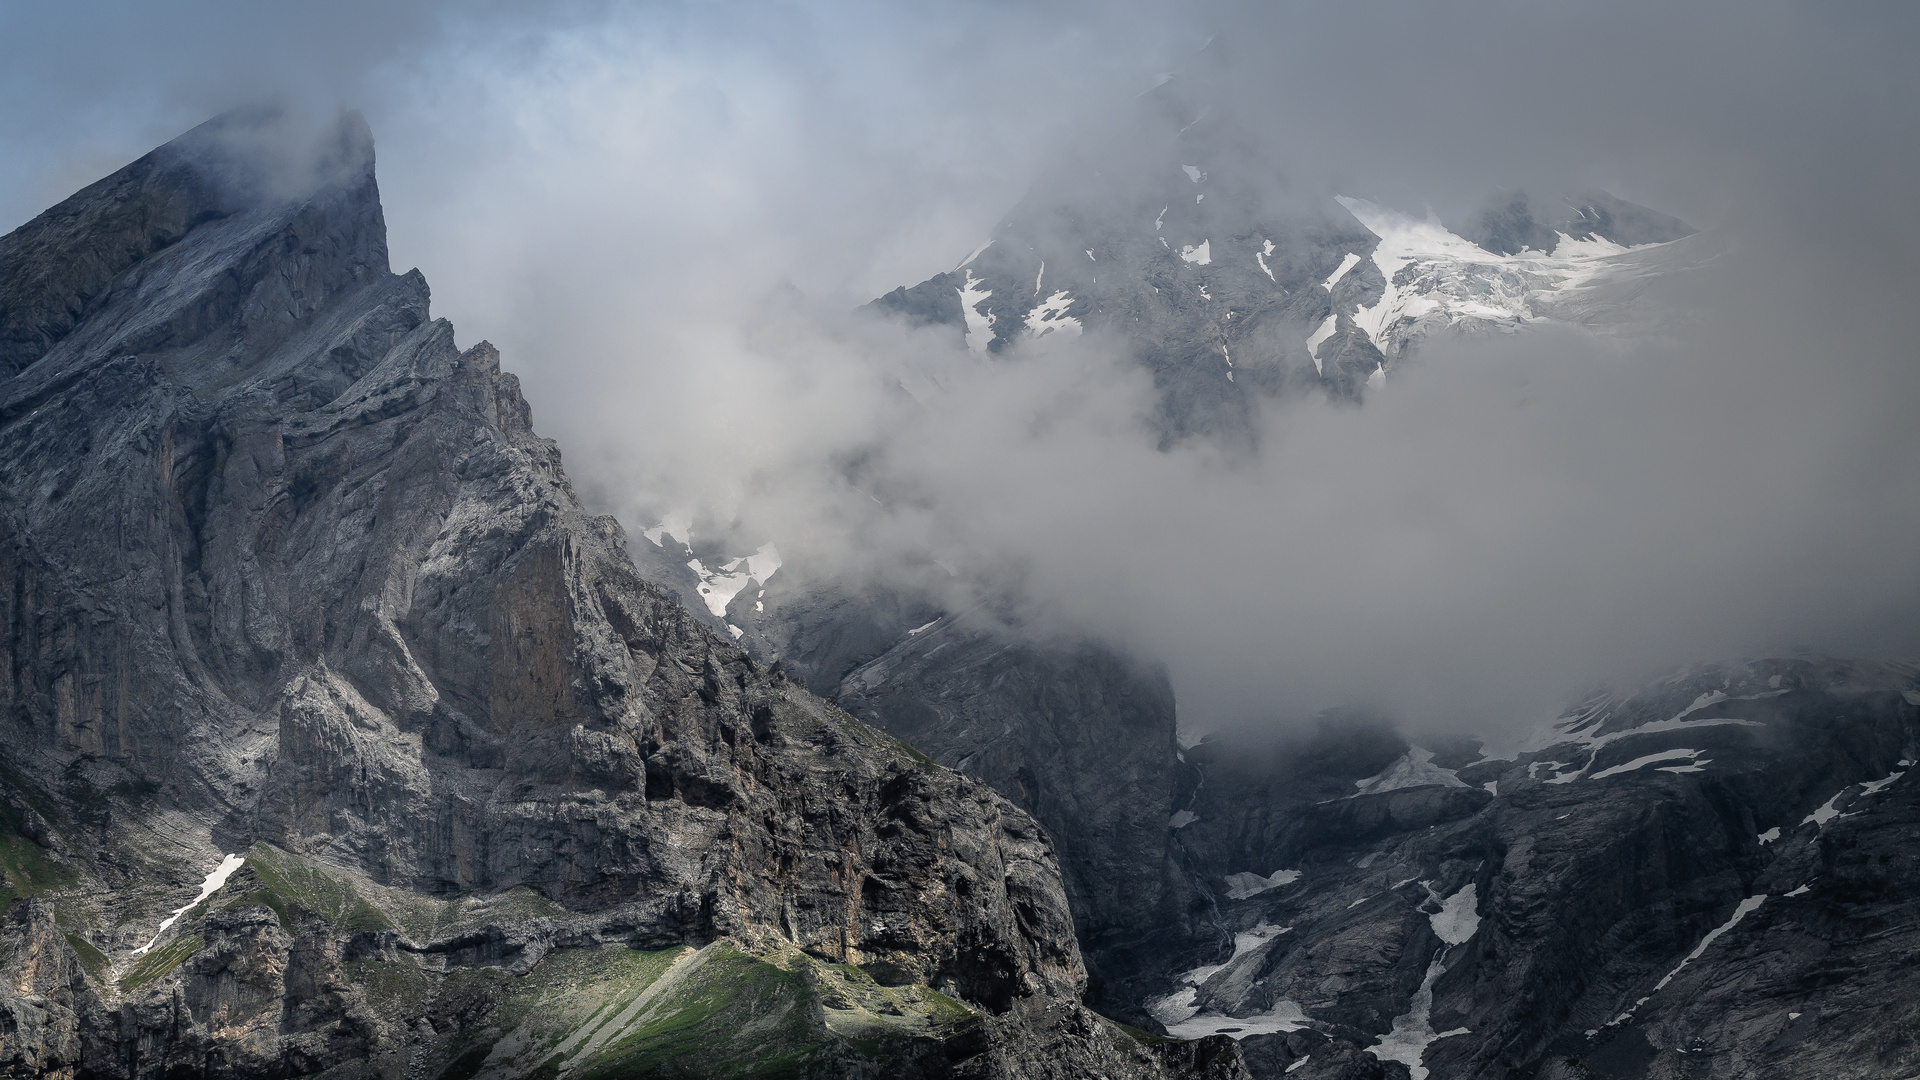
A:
6;1;1919;739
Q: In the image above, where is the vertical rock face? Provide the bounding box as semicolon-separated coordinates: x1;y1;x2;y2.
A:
1145;660;1920;1079
0;111;1245;1079
836;617;1205;1009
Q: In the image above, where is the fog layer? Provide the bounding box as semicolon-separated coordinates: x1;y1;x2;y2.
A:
5;1;1918;738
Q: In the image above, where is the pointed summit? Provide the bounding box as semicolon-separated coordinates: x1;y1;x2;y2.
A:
0;107;386;379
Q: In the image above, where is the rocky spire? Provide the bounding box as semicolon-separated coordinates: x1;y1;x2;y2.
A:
0;107;386;380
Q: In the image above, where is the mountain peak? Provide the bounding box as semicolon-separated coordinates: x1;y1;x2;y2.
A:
155;105;377;210
1464;188;1695;255
0;106;385;380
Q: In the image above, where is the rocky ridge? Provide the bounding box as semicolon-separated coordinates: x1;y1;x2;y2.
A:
1154;658;1920;1079
868;69;1705;442
619;55;1722;1047
0;110;1246;1080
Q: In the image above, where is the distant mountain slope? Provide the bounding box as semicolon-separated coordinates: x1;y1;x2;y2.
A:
1158;659;1920;1079
870;77;1704;443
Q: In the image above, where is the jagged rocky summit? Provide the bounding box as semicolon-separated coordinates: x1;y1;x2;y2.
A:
0;110;1250;1080
869;56;1706;445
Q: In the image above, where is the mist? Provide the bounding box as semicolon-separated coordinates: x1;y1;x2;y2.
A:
5;0;1918;740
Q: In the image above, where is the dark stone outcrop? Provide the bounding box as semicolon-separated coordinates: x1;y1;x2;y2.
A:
836;616;1204;1011
1152;659;1919;1079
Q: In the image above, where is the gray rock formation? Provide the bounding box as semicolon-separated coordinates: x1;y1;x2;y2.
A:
1465;190;1696;256
835;614;1204;1010
1148;659;1919;1079
0;110;1247;1080
618;530;1207;1021
866;64;1704;443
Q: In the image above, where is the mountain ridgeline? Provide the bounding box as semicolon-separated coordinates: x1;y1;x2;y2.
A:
2;99;1915;1080
649;64;1914;1080
0;111;1248;1080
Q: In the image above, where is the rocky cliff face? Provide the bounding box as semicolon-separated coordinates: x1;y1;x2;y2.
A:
834;615;1204;1010
1147;659;1920;1079
0;111;1246;1080
617;541;1211;1021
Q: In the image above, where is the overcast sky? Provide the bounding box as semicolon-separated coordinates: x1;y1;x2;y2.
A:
5;0;1918;738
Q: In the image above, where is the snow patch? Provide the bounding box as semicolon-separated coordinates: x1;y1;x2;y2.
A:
1224;869;1301;900
1857;770;1906;797
1607;895;1767;1029
1801;788;1850;827
642;512;693;551
132;854;246;956
1669;691;1728;722
1150;923;1302;1039
1180;240;1212;265
1170;810;1198;829
957;270;995;354
1305;314;1337;375
741;544;782;582
1182;164;1207;183
1653;895;1765;995
1323;252;1361;289
688;543;782;618
1024;289;1084;339
1331;193;1680;360
906;620;940;636
955;239;994;270
1163;1000;1310;1040
1369;956;1470;1080
1352;747;1469;796
1756;827;1780;844
1430;883;1480;946
1588;748;1706;780
1506;701;1766;781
